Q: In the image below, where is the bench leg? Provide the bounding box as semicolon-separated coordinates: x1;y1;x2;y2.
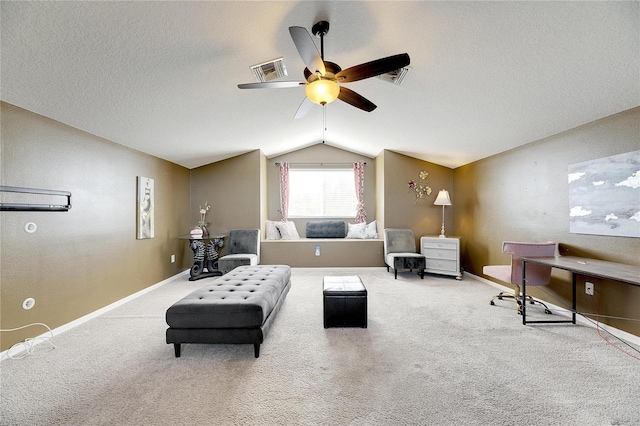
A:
174;344;182;358
254;344;260;358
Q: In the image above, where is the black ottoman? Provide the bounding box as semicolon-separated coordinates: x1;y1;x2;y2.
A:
323;276;367;328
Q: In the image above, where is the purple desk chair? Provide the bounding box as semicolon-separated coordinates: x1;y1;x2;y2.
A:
483;241;556;315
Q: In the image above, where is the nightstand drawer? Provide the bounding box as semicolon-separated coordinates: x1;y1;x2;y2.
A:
422;248;457;261
422;241;457;251
425;258;458;272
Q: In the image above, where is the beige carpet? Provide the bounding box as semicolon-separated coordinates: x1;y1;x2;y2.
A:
1;268;639;426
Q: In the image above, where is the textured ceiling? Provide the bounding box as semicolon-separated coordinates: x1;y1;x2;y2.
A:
2;1;638;169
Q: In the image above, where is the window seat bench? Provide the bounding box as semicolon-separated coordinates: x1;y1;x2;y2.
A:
260;238;384;268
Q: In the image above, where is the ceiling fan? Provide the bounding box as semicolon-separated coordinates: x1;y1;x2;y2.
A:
238;21;410;119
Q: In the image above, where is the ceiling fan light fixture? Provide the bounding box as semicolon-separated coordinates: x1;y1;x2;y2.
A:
305;79;340;105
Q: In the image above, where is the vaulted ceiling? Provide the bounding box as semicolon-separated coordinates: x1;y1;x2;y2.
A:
2;1;638;169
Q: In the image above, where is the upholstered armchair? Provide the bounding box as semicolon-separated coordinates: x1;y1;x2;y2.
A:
484;241;556;315
218;229;260;275
383;228;425;279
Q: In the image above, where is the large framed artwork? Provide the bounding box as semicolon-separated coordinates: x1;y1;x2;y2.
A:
568;150;640;238
137;176;154;239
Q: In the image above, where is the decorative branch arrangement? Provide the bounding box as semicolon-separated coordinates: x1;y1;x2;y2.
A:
408;171;432;205
198;201;210;227
197;201;211;238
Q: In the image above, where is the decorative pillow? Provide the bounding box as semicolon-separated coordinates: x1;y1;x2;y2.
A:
365;220;379;239
346;222;366;239
265;220;281;240
275;221;300;240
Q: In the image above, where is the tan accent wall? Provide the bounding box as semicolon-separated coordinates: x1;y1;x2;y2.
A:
259;151;268;240
380;150;455;248
1;102;190;351
454;107;640;336
374;151;385;230
189;150;263;256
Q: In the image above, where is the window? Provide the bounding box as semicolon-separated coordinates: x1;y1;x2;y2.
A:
288;167;357;218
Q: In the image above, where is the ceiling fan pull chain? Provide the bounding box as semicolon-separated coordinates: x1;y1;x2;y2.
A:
323;105;327;143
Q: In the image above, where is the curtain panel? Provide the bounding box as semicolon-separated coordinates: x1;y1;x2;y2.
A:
353;161;366;223
279;161;290;221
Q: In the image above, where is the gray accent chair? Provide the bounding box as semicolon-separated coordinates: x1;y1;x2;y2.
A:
218;229;260;275
384;228;425;279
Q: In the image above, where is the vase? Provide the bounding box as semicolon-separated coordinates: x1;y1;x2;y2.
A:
199;224;209;238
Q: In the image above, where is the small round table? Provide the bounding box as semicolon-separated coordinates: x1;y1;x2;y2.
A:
181;235;226;281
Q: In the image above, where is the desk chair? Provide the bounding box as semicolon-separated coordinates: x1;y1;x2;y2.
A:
384;228;425;279
484;241;556;315
218;229;260;274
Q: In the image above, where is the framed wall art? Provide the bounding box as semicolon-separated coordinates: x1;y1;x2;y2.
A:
568;150;639;238
137;176;154;239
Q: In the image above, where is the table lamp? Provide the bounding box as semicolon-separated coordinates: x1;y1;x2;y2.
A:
433;189;452;238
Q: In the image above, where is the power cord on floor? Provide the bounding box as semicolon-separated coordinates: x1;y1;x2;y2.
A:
534;287;640;360
585;294;640;361
0;323;56;359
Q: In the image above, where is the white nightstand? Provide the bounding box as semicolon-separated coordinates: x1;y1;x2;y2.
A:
420;236;462;280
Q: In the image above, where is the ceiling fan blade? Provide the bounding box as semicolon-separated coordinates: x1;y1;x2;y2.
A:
336;53;410;83
294;97;314;119
238;81;305;89
337;87;377;112
289;26;326;75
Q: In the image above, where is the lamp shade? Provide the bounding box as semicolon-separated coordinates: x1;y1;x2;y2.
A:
305;79;340;105
433;189;452;206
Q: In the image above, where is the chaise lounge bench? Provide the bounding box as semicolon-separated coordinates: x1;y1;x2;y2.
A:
166;264;291;358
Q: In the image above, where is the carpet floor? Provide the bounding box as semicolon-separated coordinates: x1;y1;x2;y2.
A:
1;268;639;426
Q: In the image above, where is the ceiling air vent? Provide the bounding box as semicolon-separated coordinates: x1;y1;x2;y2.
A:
377;66;412;86
251;57;288;83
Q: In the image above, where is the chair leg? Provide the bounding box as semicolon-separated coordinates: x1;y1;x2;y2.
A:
394;269;398;279
489;291;517;306
490;290;552;315
524;295;553;314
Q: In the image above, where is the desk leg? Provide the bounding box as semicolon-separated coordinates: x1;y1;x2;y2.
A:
522;260;528;325
571;272;577;324
522;258;576;325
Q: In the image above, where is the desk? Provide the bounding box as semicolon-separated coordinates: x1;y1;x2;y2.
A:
522;256;640;326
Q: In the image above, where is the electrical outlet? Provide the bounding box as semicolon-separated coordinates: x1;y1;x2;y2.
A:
22;298;35;310
170;254;176;263
585;282;594;295
315;246;320;256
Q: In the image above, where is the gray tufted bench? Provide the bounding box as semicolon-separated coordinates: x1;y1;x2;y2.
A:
166;265;291;358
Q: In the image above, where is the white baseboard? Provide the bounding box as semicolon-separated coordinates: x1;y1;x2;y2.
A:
1;270;189;362
293;267;388;272
466;272;640;347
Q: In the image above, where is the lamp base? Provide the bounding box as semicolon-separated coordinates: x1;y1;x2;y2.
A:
439;222;446;238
